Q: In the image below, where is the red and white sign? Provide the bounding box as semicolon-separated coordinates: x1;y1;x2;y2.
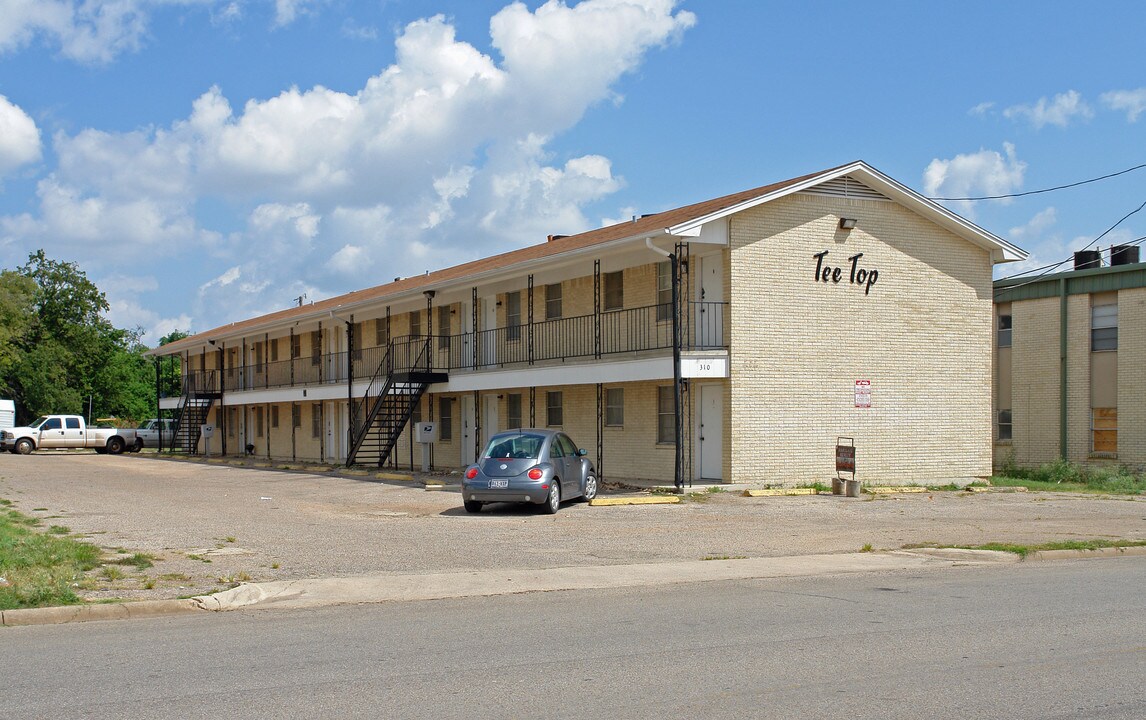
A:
854;379;871;408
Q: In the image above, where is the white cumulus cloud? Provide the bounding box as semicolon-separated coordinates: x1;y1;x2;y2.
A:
0;0;696;338
923;143;1027;217
1101;87;1146;122
0;93;42;175
1003;90;1093;129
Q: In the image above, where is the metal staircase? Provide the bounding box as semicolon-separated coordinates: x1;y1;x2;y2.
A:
348;342;446;467
171;371;220;454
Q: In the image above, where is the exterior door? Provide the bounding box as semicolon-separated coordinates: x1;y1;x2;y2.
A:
460;394;476;466
697;254;725;348
325;401;342;463
482;394;499;450
698;384;724;480
481;297;498;367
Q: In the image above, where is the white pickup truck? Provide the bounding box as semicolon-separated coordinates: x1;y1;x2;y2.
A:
1;414;140;455
135;418;176;449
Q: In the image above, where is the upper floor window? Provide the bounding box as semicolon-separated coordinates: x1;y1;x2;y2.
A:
506;291;522;341
604;271;624;311
656;262;672;322
997;314;1012;348
270;338;279;362
409;310;422;338
438;305;451;350
310;330;322;366
1091;303;1117;351
375;317;388;347
545;283;562;320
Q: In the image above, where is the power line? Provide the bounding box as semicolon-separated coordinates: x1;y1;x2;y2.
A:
930;161;1146;201
994;195;1146;291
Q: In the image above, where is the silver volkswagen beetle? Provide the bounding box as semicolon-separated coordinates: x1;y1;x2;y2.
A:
461;429;598;514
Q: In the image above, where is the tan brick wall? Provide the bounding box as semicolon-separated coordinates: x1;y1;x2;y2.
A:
1065;295;1093;463
1118;287;1146;467
727;193;994;485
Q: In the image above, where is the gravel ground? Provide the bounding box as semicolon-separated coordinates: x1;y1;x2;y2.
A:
2;452;1144;603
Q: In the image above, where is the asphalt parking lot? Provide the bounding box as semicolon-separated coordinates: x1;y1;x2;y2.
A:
1;452;1144;603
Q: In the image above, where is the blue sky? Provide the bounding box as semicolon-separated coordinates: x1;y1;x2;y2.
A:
1;0;1144;344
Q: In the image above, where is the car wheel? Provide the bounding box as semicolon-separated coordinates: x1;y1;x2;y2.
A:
581;474;598;502
132;438;143;453
107;437;125;455
14;438;33;455
463;499;483;514
542;482;560;514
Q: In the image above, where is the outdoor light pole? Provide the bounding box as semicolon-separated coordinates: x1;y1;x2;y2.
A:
671;249;683;492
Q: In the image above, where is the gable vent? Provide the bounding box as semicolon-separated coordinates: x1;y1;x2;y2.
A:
800;176;888;201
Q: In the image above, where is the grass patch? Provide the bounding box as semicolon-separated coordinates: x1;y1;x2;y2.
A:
46;525;71;535
112;552;156;570
994;458;1145;495
860;543;874;553
186;553;212;563
905;538;1146;558
100;565;126;581
0;502;102;610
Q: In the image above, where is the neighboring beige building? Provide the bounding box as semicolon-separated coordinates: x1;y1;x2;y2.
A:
993;248;1145;470
149;161;1026;486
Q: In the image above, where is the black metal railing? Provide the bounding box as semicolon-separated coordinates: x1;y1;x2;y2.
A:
172;301;727;395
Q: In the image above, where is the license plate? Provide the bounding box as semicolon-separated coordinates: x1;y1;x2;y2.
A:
489;479;509;488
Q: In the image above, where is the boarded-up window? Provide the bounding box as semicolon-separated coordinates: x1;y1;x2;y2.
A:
1092;408;1117;453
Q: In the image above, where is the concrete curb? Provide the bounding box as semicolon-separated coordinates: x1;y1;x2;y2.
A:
590;495;681;506
1025;545;1146;561
742;488;819;497
1;599;202;627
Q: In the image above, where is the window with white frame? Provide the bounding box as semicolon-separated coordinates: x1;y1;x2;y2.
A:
998;314;1012;348
1091;303;1117;351
438;305;451;350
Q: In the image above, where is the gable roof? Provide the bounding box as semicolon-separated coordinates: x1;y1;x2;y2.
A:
151;161;1026;356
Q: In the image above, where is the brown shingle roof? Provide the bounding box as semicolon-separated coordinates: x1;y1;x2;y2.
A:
151;163;850;356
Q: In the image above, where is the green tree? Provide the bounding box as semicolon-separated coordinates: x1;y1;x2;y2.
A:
2;250;160;424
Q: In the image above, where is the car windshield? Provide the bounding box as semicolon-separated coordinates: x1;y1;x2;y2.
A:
30;417;48;429
484;434;544;460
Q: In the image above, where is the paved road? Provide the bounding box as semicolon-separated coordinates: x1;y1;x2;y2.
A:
0;452;1144;602
4;558;1145;719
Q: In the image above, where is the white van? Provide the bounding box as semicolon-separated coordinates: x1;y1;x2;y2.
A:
0;399;14;431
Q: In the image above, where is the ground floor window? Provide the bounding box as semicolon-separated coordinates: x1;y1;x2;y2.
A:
271;405;279;429
605;388;624;426
255;407;264;437
311;403;322;439
1092;408;1117;454
439;397;453;440
546;391;563;427
507;393;522;428
657;385;675;444
292;404;301;429
997;409;1012;441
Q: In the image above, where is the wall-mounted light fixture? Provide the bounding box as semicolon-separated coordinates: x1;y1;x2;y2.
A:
839;218;858;230
423;290;436;300
208;339;216;346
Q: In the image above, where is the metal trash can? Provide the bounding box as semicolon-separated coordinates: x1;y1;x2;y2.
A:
845;479;861;497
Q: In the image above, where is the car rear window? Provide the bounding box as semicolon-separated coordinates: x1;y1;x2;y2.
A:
484;435;543;460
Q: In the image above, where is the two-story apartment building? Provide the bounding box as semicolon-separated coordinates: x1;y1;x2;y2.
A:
148;161;1026;486
993;247;1145;470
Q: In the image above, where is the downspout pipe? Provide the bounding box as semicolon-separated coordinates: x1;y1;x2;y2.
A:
647;238;684;491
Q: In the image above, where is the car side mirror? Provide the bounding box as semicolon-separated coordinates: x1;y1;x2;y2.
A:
576;448;587;456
